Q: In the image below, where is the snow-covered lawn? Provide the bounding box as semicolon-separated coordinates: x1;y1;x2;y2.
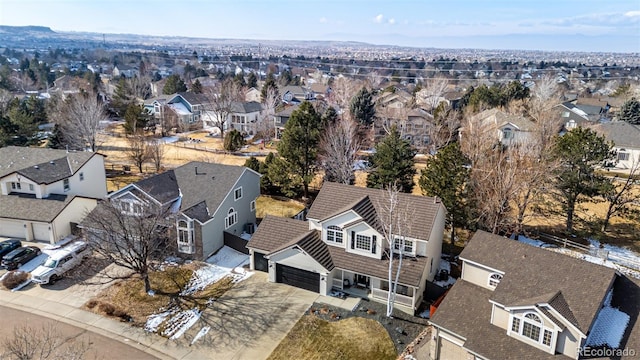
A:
145;246;253;340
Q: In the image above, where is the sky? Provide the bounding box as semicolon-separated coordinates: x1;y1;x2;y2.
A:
1;0;639;52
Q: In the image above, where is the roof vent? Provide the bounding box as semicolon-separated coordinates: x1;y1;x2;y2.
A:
195;166;206;175
50;160;55;164
34;165;39;169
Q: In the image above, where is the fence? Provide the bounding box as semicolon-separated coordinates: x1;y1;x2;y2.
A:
223;231;249;255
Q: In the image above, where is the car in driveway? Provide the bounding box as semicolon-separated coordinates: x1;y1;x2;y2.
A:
0;239;22;258
1;246;42;270
31;241;89;285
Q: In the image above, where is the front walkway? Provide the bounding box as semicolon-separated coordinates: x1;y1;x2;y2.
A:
315;294;361;312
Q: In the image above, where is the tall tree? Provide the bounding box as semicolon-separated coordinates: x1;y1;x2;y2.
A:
122;103;149;135
320;115;361;184
601;156;640;232
419;142;471;244
552;127;615;232
223;129;245;152
147;139;165;173
247;72;258;89
127;134;150;173
190;79;203;94
367;126;416;193
203;78;243;138
162;74;187;95
350;87;376;126
261;72;278;103
58;93;106;151
277;101;323;198
618;97;640;124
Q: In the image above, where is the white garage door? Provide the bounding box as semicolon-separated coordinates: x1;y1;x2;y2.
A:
0;220;24;238
33;223;51;242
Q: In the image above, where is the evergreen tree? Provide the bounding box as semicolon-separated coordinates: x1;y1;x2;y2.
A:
419;142;471;244
276;101;323;198
618;97;640;124
190;79;203;94
111;78;133;116
366;126;416;193
122;103;149;134
233;72;246;88
47;123;66;149
552;127;615;232
244;156;261;173
247;72;258;88
349;87;375;125
261;72;278;102
223;129;245;151
162;74;187;95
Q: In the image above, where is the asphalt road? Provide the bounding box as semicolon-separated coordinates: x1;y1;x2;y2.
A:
0;305;158;360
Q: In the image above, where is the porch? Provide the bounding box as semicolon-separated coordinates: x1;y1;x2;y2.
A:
330;269;418;311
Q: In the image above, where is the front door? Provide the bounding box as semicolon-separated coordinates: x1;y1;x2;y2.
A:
355;274;370;288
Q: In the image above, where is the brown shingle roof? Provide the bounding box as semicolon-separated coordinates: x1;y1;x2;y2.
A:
460;231;616;333
248;216;310;253
269;230;334;271
307;182;443;241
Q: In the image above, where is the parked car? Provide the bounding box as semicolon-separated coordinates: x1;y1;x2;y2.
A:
0;239;22;258
31;241;89;285
1;246;41;270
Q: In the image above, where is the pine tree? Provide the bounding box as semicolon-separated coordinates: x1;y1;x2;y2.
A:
190;79;203;94
261;72;278;103
419;142;471;244
247;72;258;89
47;123;66;149
162;74;187;95
367;126;416;193
619;97;640;124
349;87;375;125
277;101;323;198
223;129;245;151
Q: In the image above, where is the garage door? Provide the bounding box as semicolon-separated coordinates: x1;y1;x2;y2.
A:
276;264;320;293
254;252;268;272
0;220;24;238
33;223;50;242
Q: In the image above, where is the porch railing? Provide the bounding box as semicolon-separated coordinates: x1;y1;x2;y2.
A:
332;278;343;289
371;288;414;308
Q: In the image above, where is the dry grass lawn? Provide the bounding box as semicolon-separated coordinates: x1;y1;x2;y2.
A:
256;195;306;219
268;315;396;360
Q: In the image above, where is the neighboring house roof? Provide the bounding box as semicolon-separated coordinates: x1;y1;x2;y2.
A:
274;105;299;118
589;121;640;149
143;95;171;106
307;182;443;241
231;101;263;113
132;171;181;204
459;231;616;333
0;146;97;184
174;92;208;106
470;108;535;132
0;194;84;222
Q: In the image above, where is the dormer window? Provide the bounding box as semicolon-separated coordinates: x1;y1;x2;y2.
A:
393;237;414;255
326;225;343;244
510;312;554;347
488;273;503;288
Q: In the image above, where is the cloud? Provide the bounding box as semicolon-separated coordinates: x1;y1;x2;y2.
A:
319;17;327;24
374;14;384;23
388;18;396;25
624;10;640;17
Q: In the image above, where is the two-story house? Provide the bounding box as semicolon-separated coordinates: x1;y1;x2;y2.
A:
468;108;537;146
273;104;299;139
0;146;107;243
590;121;640;171
106;161;260;260
281;86;315;104
247;182;446;315
228;101;263;136
429;230;640;359
165;92;211;128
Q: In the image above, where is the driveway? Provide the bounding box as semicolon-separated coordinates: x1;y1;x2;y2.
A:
178;271;318;360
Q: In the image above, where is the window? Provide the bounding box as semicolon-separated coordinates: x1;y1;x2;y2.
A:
618;151;630;161
502;127;513;140
234;187;243;200
511;317;521;332
522;320;541;341
79;172;84;181
488;273;503;288
177;220;194;253
250;200;256;212
393;238;414;254
29;184;34;191
63;179;70;191
562;111;570;118
355;235;372;251
542;330;552;346
326;225;343;244
11;182;21;190
225;208;237;229
511;313;552;346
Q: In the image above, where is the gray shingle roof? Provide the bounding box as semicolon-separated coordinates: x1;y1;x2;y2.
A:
248;216;311;253
231;101;263;113
430;280;560;360
0;194;76;222
0;146;97;184
460;231;616;333
589;121;640;149
133;170;180;204
307;182;444;241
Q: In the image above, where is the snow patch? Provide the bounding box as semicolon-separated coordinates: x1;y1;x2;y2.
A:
191;326;210;345
145;310;171;333
418;309;430;319
517;235;545;247
585;306;630;348
206;246;250;269
239;231;252;241
164;309;202;340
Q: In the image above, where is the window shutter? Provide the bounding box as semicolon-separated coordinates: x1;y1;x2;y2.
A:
351;231;355;249
372;235;377;254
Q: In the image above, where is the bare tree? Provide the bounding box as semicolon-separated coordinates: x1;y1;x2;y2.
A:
58;93;107;152
147;139;165;173
82;199;171;294
366;71;383;90
1;324;90;360
202;78;243;138
258;85;279;138
126;134;150;173
376;183;413;317
426;109;460;154
320;114;361;184
417;77;449;111
601;156;640;232
330;77;359;111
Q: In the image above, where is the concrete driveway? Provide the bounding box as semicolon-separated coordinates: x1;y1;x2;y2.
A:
178;271;318;360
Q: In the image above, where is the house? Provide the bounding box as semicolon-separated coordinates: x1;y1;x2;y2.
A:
273;104;299;139
429;230;640;360
143;95;172;120
281;85;315;104
247;182;446;315
375;107;435;151
469;108;537;145
113;64;139;78
228;101;263;136
106;161;260;260
165;92;212;128
0;146;106;243
558;100;609;130
245;87;261;103
589;121;640;170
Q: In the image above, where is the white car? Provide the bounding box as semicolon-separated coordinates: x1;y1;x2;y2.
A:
31;241;89;285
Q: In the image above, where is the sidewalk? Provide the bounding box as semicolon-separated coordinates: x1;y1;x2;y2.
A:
0;289;211;359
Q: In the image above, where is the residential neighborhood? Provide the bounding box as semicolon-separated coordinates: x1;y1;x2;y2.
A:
0;11;640;360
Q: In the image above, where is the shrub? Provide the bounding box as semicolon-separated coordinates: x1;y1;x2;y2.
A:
223;129;245;152
85;300;98;309
97;302;116;316
1;271;30;289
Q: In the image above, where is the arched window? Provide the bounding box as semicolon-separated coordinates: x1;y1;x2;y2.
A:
488;273;503;288
502;127;513;140
326;225;343;244
177;219;194;253
522;313;542;342
225;208;238;229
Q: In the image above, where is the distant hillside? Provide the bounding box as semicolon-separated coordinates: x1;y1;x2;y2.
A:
0;25;55;34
